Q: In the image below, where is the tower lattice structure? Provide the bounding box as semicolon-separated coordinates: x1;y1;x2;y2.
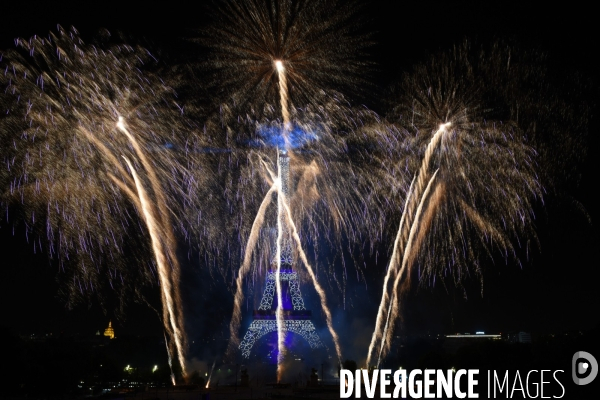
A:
239;151;323;359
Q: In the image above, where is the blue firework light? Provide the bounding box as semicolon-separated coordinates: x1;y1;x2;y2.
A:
255;124;320;150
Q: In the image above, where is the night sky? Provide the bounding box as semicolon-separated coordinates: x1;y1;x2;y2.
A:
0;0;598;364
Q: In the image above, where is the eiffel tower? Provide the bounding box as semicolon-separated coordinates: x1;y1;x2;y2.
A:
239;151;323;359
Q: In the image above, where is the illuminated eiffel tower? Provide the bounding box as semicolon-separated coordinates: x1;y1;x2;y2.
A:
239;151;323;358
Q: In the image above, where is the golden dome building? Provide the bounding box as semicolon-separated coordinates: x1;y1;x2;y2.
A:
103;321;115;339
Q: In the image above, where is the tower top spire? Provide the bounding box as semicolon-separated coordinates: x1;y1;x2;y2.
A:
275;151;293;267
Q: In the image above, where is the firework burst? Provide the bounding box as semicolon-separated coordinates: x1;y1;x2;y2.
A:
0;26;191;378
368;41;544;366
198;0;372;120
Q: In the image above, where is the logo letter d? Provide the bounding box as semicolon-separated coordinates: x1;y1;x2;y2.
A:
572;351;598;385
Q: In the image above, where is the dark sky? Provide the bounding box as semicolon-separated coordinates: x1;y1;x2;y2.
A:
0;0;598;354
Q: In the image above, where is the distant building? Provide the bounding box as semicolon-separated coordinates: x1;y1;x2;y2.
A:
103;321;116;339
443;332;502;354
21;333;52;343
507;331;532;344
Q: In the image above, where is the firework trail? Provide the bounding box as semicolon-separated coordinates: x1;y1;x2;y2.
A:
367;124;449;367
379;169;440;366
275;61;291;131
274;60;291;379
119;132;188;379
281;192;342;364
227;183;277;355
367;42;544;365
77;125;185;379
115;119;188;372
275;151;287;381
206;359;217;388
164;332;176;386
365;174;415;366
